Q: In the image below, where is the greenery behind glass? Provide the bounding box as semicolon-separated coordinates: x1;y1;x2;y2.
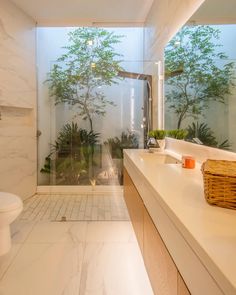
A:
164;25;236;151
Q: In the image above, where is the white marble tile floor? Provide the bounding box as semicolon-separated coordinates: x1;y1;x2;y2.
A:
0;195;153;295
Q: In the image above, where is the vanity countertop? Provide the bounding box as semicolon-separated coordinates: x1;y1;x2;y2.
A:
124;149;236;295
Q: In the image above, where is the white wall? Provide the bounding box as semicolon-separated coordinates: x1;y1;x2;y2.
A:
37;27;145;184
0;0;37;200
144;0;205;61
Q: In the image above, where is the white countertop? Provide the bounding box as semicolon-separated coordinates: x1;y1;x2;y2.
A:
124;149;236;295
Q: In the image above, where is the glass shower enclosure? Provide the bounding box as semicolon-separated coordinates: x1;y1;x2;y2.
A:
37;27;153;187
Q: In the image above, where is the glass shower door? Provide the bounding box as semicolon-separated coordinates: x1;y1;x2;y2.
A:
38;61;150;186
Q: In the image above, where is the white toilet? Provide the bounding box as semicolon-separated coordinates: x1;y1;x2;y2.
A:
0;192;23;256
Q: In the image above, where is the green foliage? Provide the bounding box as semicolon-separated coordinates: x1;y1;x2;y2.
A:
167;129;188;139
105;131;139;159
40;155;52;174
55;122;99;157
120;131;139;149
40;122;100;184
218;140;231;150
105;137;122;158
186;122;217;146
46;27;124;131
55;157;87;185
148;130;166;140
186;122;230;149
165;25;235;129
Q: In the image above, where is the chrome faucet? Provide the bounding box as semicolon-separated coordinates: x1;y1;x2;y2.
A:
147;137;158;149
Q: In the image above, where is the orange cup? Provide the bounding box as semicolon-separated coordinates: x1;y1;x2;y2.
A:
182;155;195;169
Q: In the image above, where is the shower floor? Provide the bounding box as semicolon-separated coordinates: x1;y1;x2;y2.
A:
19;193;130;222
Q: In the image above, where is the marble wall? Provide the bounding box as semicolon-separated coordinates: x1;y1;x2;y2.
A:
0;0;37;200
144;0;205;61
143;0;205;128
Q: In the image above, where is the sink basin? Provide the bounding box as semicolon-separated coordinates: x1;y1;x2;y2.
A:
138;151;180;164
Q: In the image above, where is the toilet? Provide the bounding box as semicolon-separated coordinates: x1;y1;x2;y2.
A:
0;192;23;256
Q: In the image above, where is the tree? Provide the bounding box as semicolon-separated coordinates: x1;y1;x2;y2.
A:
47;27;123;132
165;25;235;129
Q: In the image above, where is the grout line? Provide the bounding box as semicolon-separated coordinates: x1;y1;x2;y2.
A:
18;193;130;222
32;196;48;221
41;195;55;220
54;195;66;221
49;195;61;220
0;220;38;280
76;195;83;220
77;222;89;295
0;243;24;281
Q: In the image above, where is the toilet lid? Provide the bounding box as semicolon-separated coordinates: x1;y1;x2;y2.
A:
0;192;23;212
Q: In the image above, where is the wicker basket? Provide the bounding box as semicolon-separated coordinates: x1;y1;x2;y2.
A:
201;159;236;210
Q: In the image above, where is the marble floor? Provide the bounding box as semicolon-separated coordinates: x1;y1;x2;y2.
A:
0;195;153;295
20;193;129;222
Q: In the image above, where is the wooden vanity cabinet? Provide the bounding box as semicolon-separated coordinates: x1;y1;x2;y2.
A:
177;273;191;295
143;209;178;295
124;168;191;295
124;169;144;253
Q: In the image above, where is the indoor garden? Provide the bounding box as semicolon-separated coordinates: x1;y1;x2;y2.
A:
37;27;150;186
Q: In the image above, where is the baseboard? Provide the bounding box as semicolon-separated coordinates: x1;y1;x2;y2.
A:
37;185;123;195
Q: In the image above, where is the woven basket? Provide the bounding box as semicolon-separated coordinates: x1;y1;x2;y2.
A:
201;159;236;210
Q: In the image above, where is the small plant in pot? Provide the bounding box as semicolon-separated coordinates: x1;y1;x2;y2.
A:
167;129;188;140
148;130;167;152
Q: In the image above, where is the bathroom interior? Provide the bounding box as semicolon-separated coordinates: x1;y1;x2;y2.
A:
0;0;236;294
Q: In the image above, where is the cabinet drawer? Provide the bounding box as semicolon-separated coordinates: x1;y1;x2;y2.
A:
124;168;144;253
178;273;190;295
143;209;178;295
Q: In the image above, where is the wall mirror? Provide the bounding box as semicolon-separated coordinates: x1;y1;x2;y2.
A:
164;0;236;152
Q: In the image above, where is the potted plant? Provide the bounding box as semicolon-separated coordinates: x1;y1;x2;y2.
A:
148;130;167;152
167;129;188;140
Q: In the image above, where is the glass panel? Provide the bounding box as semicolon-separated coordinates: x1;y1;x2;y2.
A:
37;27;153;186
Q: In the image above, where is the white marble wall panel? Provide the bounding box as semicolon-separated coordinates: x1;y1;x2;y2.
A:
0;0;37;200
144;0;205;61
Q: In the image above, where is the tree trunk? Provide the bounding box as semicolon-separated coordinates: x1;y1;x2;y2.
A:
177;115;183;129
84;94;93;132
86;112;94;179
88;116;93;133
177;104;189;129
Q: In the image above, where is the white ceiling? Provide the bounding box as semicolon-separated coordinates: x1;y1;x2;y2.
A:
190;0;236;24
11;0;154;26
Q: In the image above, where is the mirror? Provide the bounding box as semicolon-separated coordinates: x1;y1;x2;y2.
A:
164;0;236;152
